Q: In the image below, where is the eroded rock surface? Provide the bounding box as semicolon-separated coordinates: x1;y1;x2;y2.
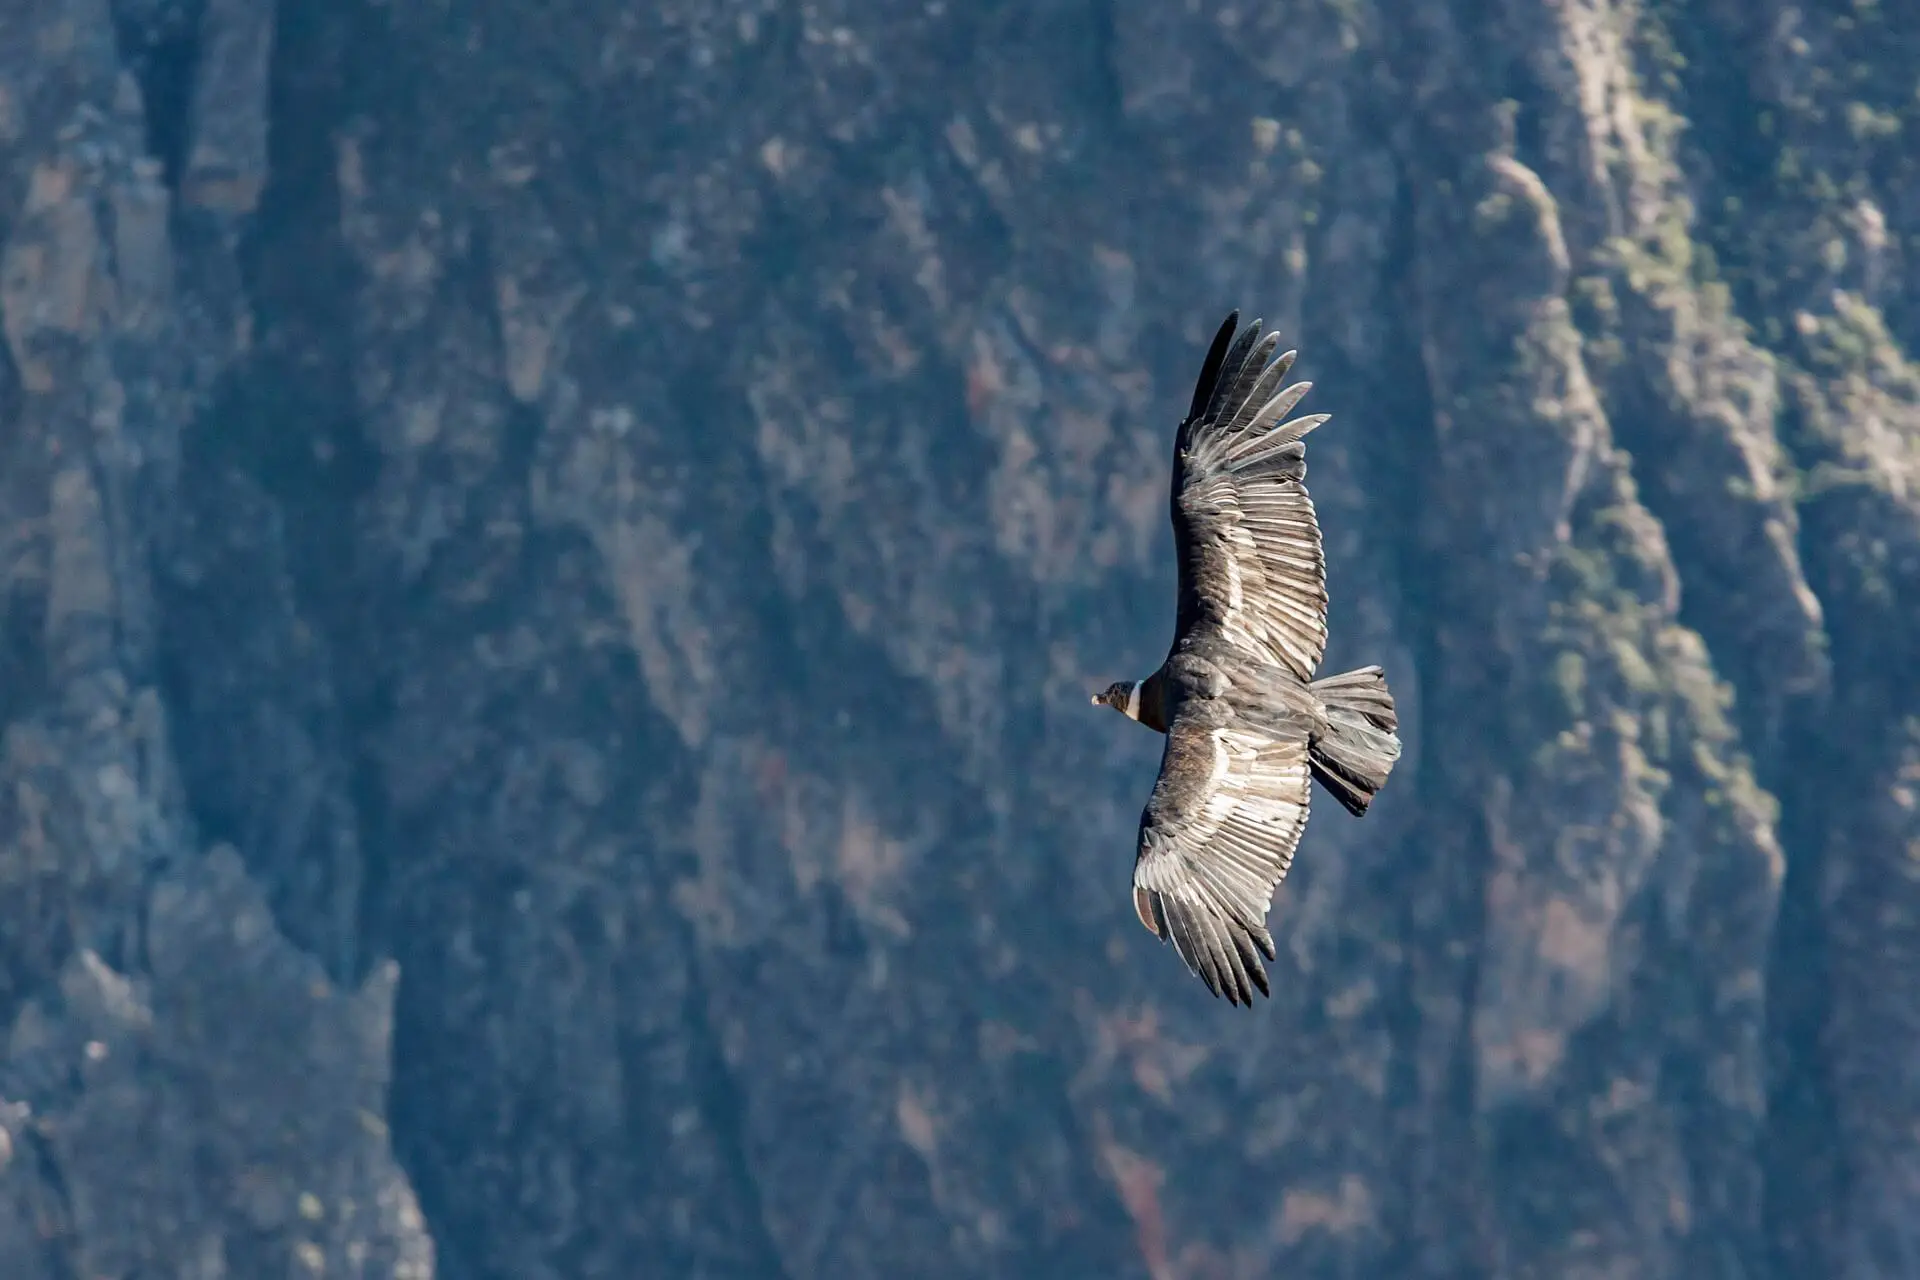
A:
1;0;1916;1276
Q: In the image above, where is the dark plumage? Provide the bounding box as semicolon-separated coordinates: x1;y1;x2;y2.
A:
1091;311;1403;1006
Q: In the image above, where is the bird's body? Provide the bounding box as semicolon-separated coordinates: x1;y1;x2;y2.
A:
1092;311;1402;1006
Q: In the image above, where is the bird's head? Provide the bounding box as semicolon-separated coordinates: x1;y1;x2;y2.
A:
1091;680;1141;720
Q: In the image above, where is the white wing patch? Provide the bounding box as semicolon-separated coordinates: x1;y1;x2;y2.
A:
1222;541;1245;613
1132;703;1313;1006
1189;482;1327;681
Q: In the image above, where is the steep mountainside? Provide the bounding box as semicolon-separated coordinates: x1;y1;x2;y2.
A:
1;0;1917;1276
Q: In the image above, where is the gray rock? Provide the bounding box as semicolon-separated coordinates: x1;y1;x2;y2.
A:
2;0;1917;1277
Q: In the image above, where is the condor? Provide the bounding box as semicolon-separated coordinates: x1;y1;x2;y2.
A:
1092;311;1402;1006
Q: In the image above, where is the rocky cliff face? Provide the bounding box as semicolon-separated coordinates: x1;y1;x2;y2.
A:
1;0;1916;1276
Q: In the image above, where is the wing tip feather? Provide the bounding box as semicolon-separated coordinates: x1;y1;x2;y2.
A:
1186;310;1242;425
1134;886;1166;939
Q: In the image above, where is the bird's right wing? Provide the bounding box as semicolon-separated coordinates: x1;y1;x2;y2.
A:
1169;312;1332;682
1131;694;1312;1006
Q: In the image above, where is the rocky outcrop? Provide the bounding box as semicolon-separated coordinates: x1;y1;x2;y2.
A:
1;0;1915;1276
0;0;429;1273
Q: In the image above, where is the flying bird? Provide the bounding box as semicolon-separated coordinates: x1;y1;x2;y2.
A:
1092;310;1402;1006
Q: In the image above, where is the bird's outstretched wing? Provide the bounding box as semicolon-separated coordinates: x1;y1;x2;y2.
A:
1131;689;1312;1006
1168;311;1330;682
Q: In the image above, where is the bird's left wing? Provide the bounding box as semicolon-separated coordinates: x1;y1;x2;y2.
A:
1131;695;1312;1006
1169;312;1332;682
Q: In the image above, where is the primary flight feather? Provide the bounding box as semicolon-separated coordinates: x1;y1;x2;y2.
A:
1092;310;1403;1006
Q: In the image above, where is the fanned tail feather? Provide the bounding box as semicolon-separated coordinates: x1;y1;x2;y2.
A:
1308;665;1401;816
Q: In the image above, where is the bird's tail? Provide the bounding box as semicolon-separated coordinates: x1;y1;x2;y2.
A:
1308;665;1401;817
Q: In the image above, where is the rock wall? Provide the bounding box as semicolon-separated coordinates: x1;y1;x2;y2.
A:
0;0;1915;1276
